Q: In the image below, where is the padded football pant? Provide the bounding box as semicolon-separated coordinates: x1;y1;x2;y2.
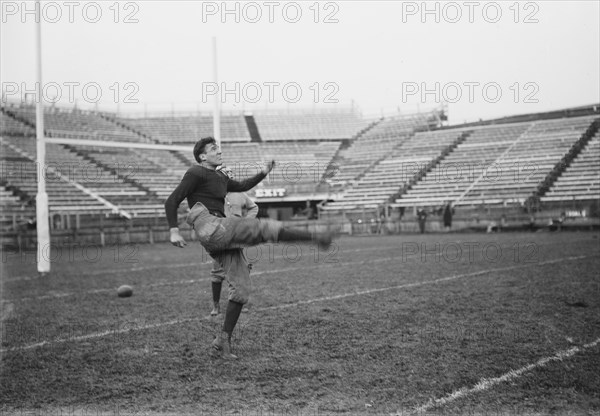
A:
187;202;281;304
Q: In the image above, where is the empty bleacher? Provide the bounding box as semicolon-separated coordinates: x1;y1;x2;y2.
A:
323;128;469;211
331;113;436;185
1;138;113;214
542;131;600;202
64;145;171;214
120;114;251;143
259;141;341;194
253;110;372;141
397;115;599;207
0;184;35;232
1;136;164;216
1;111;35;136
7;106;143;142
217;143;264;179
462;115;598;205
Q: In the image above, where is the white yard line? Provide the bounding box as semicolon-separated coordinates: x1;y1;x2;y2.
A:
1;254;590;353
2;318;197;352
409;337;600;415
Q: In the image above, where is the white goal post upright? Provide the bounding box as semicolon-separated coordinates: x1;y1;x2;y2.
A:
212;36;221;146
35;4;50;274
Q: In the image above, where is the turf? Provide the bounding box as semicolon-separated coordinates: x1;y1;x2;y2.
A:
1;232;599;415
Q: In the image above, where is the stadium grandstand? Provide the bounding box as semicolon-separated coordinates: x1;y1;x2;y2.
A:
1;101;598;247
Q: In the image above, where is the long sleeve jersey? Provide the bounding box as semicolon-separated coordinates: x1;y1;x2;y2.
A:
165;165;266;228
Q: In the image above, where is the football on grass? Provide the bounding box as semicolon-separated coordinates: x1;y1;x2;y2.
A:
117;285;133;298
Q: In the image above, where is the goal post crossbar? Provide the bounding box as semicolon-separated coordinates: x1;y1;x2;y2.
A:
44;137;194;152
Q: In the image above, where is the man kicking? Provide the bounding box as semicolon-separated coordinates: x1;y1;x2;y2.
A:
165;137;333;359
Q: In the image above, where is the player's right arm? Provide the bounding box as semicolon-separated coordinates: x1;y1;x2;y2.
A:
165;171;197;248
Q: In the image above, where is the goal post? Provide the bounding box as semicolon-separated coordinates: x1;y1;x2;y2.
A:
212;36;221;146
35;7;50;274
31;30;222;274
30;136;199;271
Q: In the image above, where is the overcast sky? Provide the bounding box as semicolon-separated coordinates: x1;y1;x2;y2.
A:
2;1;599;124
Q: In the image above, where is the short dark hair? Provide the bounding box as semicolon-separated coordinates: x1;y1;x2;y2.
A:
193;137;216;163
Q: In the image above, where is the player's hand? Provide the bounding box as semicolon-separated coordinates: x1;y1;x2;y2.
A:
170;228;187;248
262;160;276;175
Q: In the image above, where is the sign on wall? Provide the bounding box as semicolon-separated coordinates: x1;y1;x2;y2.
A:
255;188;287;198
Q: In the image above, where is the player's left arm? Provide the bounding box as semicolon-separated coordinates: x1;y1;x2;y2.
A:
227;160;275;193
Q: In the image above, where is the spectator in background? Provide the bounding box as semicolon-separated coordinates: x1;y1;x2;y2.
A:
210;167;258;316
301;200;315;220
528;214;536;232
558;211;566;232
500;214;508;232
443;202;453;232
417;207;427;234
377;211;386;235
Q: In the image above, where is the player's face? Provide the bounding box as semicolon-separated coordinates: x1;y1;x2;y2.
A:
202;143;222;167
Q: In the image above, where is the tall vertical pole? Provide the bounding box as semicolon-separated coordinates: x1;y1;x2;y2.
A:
35;3;50;274
212;36;221;146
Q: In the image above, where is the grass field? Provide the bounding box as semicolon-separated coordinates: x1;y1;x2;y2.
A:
1;231;599;415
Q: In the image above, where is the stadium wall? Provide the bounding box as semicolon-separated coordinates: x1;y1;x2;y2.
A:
2;206;598;252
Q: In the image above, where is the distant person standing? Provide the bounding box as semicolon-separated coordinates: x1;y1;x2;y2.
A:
443;202;453;232
210;167;258;317
500;214;508;232
417;207;427;234
301;200;315;220
528;214;536;232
